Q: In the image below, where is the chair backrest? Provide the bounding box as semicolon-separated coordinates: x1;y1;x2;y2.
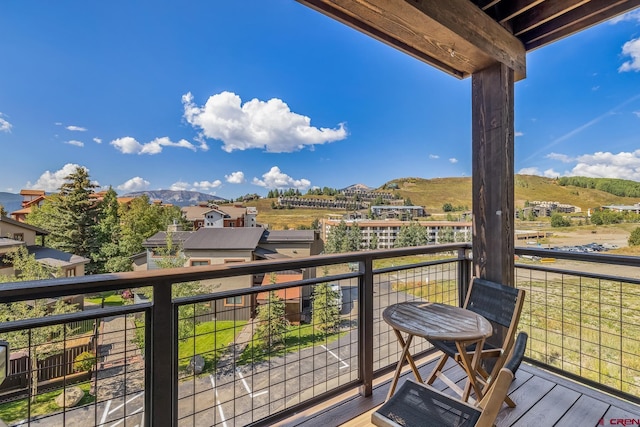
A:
465;278;525;375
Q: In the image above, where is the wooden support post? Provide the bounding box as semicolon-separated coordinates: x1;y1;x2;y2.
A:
472;62;515;286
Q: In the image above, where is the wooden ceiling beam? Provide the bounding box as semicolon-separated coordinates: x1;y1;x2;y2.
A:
511;0;590;36
494;0;545;24
522;0;640;50
297;0;526;80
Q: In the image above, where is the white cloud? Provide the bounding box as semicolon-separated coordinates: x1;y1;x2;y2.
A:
117;177;150;192
64;140;84;147
428;154;439;159
517;167;560;178
225;171;245;184
633;111;640;118
449;158;458;164
27;163;92;192
93;137;102;144
610;10;640;24
252;166;311;190
169;181;190;191
515;131;524;137
110;136;197;155
0;113;12;132
522;150;640;181
619;38;640;72
182;91;347;153
546;152;573;163
569;150;640;180
193;180;222;191
66;125;87;132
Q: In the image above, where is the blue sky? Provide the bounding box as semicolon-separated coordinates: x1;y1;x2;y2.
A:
1;1;640;200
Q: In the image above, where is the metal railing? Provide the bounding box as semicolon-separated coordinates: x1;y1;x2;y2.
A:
514;246;640;403
0;244;468;426
1;243;639;426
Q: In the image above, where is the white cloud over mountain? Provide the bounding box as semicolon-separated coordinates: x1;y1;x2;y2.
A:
182;91;347;153
170;180;221;193
117;177;150;192
252;166;311;190
521;150;640;181
110;136;197;155
27;163;97;192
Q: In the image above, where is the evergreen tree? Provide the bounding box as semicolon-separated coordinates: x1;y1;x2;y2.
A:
345;224;362;252
394;222;428;247
95;187;122;273
0;204;6;217
369;233;379;250
325;220;348;253
255;274;289;348
312;282;341;334
27;167;101;273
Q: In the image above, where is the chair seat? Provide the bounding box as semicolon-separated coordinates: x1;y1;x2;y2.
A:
372;380;481;427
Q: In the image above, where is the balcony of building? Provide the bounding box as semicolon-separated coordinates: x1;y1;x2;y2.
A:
1;243;639;426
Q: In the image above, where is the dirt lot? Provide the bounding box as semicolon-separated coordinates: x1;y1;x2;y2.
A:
543;227;630;248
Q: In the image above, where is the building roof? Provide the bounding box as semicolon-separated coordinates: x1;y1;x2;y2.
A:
253;247;290;260
20;189;45;196
183;227;265;250
260;230;316;243
0;216;49;235
0;237;25;252
217;204;247;220
27;245;90;268
181;206;214;221
142;231;194;248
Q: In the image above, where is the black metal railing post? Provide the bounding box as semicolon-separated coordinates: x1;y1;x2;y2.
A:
359;256;374;396
149;281;175;426
457;248;472;307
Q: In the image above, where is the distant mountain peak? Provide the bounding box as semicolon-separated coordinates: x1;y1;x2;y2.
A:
341;183;371;191
121;190;225;207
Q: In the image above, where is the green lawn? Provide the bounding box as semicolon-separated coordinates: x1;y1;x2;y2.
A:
0;381;94;423
177;320;246;374
238;323;346;365
84;292;126;306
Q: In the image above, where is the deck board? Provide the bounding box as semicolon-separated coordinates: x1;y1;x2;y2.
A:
274;357;640;427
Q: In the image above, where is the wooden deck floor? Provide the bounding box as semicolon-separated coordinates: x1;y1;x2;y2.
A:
275;356;640;427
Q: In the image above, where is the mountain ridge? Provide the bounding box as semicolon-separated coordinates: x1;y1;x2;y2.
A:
121;190;225;207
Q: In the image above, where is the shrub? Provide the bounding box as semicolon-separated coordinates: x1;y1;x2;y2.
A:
629;227;640;246
73;351;96;372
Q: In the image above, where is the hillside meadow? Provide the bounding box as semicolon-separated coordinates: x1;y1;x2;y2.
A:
243;175;639;234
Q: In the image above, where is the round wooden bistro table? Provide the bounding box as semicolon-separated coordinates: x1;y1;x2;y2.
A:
382;301;493;402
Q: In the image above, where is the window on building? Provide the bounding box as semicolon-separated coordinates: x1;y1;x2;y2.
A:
66;268;76;277
190;260;210;266
13;233;24;241
224;296;244;306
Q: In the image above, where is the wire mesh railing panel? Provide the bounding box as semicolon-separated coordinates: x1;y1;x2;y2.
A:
515;264;640;398
372;256;461;373
0;304;148;427
175;267;360;426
